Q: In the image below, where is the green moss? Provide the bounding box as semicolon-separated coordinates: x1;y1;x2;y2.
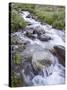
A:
13;54;22;65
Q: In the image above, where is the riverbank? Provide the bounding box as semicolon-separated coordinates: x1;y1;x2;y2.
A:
10;3;65;32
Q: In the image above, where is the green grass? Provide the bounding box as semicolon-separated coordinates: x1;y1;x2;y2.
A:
13;54;22;65
11;3;65;30
10;5;27;32
33;5;65;30
11;3;35;13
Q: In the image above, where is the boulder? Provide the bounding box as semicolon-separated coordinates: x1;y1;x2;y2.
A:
32;50;55;71
33;27;45;35
54;45;65;66
11;34;27;45
26;30;36;39
26;14;32;18
32;15;38;20
38;34;52;41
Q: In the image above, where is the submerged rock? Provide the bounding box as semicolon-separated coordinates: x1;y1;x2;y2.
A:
54;45;65;66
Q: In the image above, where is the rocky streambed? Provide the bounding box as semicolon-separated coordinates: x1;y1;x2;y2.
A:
11;11;65;86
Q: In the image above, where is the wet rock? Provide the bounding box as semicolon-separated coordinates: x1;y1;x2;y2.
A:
26;14;32;18
26;30;36;39
54;45;65;66
32;50;55;71
15;45;25;52
11;33;31;53
32;15;38;20
38;34;52;41
33;27;45;35
11;34;26;45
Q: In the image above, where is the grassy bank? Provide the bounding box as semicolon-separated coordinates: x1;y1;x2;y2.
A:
11;3;65;30
10;4;27;32
33;5;65;30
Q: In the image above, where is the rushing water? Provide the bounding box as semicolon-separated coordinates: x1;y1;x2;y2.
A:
12;11;65;86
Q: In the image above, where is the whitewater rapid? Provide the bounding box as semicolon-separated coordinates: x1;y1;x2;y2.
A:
13;11;65;86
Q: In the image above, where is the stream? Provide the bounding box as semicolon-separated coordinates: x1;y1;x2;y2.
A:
12;11;65;86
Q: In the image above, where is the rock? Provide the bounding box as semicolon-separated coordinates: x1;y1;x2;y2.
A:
11;34;26;45
32;15;38;20
38;34;52;41
54;45;65;66
11;45;25;54
15;45;25;52
26;14;32;18
11;34;30;53
26;30;36;39
32;50;55;71
33;27;45;35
